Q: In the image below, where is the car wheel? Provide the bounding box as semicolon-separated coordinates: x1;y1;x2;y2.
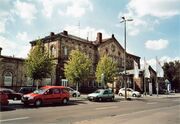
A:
35;99;42;107
119;93;123;96
62;98;68;105
98;97;102;102
132;94;136;97
111;97;114;101
72;93;77;97
13;97;17;101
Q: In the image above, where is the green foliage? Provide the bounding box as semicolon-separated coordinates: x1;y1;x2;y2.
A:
95;55;118;84
163;60;180;90
64;50;92;84
25;40;54;82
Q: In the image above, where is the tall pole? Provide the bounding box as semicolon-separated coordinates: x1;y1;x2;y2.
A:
121;17;133;100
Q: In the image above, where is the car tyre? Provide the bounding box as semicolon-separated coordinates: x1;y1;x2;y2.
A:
72;93;77;97
132;94;136;97
62;98;68;105
13;97;17;101
119;93;123;96
35;99;42;107
98;97;102;102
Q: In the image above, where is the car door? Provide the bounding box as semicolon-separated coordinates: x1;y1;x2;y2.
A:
102;90;109;100
43;89;54;104
52;88;61;103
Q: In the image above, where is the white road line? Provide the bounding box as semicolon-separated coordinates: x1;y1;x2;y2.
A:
0;117;30;122
147;102;157;105
95;106;118;110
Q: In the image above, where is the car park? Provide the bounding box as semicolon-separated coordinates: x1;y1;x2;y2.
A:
65;87;80;97
118;88;141;97
18;87;36;94
0;91;9;106
21;86;70;107
87;89;114;102
0;88;23;100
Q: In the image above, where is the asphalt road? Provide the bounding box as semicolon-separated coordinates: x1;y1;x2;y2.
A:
0;96;180;124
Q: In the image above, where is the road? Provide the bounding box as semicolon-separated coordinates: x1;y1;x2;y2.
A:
0;95;180;124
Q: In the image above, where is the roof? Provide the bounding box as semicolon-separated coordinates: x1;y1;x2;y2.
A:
0;55;25;61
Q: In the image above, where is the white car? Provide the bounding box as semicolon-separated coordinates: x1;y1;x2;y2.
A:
118;88;141;97
65;87;80;97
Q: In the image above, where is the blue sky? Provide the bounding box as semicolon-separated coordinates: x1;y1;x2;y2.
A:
0;0;179;69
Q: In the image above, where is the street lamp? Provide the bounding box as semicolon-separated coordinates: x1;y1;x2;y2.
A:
120;16;133;100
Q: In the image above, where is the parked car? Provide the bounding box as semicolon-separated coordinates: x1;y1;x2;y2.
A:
18;87;36;94
65;87;80;97
87;89;114;102
0;91;9;106
21;86;70;107
118;88;141;97
0;88;23;100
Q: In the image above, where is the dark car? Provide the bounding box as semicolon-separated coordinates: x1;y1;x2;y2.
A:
0;88;22;100
18;87;36;94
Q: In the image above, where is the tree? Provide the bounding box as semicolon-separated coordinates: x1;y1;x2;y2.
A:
95;55;118;87
64;50;92;91
163;60;180;92
25;40;54;88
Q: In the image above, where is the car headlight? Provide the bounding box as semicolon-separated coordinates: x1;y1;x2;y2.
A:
28;96;34;100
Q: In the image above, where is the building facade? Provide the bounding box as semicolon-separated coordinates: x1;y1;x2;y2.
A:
30;30;141;92
0;48;28;91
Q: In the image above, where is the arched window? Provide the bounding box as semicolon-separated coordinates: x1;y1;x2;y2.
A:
50;45;56;57
3;71;13;86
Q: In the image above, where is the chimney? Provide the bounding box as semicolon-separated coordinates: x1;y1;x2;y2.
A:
0;47;2;56
63;30;68;36
96;32;102;43
50;32;55;36
112;34;114;38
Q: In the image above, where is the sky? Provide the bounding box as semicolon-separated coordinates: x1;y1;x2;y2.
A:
0;0;180;70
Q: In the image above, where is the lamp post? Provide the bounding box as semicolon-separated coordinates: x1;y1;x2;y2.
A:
120;16;133;100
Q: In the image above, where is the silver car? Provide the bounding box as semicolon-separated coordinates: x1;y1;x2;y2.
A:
66;87;80;97
118;88;141;97
87;89;115;102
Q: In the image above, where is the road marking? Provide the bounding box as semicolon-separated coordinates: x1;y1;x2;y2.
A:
147;102;157;105
0;117;30;122
95;106;118;110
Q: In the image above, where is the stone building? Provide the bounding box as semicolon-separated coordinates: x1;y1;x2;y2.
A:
0;47;28;90
30;30;141;92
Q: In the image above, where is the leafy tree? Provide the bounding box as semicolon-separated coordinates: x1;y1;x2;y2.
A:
64;50;92;91
95;55;118;87
163;60;180;91
25;40;54;88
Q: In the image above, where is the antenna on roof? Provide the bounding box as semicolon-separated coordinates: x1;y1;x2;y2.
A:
78;20;80;37
87;32;89;41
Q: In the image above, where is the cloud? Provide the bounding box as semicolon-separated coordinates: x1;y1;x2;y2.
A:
41;0;93;18
14;0;37;24
0;35;30;58
64;25;110;41
16;32;30;41
141;56;180;70
128;0;180;18
145;39;169;50
118;0;180;36
0;11;10;33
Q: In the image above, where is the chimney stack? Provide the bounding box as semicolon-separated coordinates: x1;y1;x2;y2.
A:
96;32;102;43
50;32;55;36
63;30;68;36
0;47;2;56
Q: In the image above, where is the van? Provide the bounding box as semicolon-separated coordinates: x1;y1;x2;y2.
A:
21;86;70;107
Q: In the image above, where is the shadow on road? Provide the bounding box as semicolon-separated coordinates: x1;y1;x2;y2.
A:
0;99;88;112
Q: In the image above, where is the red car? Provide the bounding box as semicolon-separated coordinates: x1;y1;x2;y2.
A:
21;86;70;107
0;91;9;106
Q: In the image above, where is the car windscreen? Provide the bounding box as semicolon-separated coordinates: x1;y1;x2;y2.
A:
94;90;101;93
33;88;46;94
